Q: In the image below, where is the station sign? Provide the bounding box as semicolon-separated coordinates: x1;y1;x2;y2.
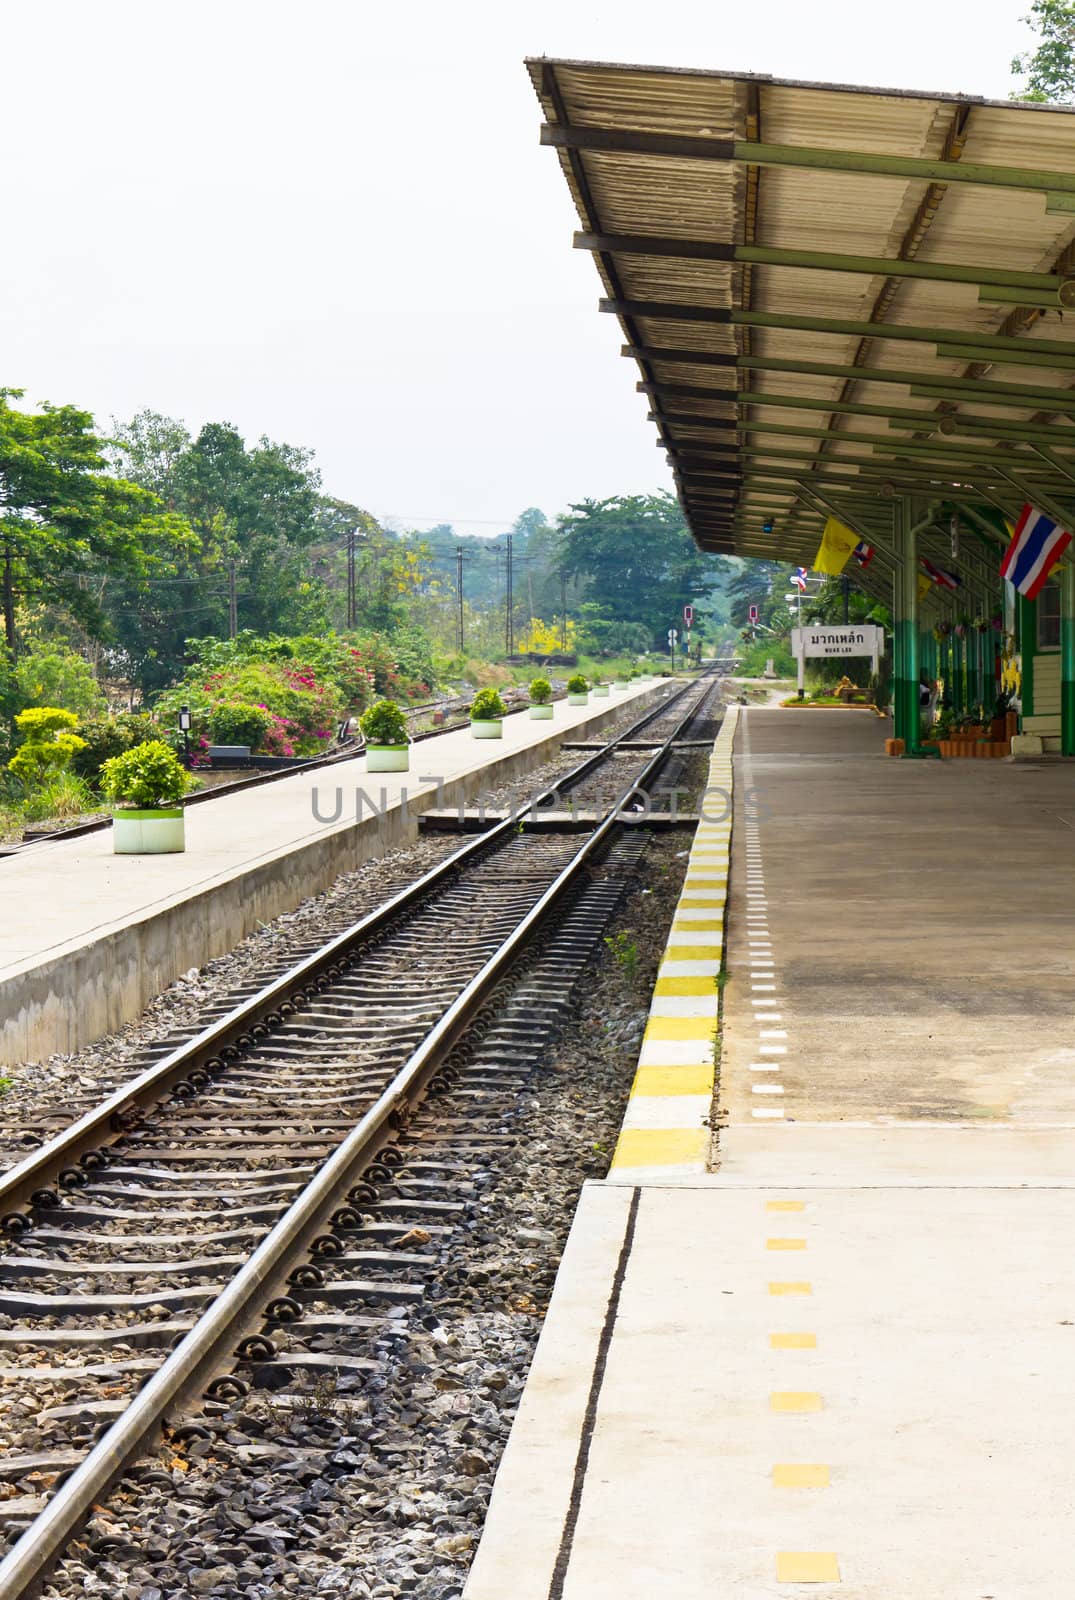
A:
792;624;884;659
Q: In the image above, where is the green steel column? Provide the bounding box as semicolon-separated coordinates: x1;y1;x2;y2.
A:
893;499;919;745
1018;594;1036;721
1063;563;1075;756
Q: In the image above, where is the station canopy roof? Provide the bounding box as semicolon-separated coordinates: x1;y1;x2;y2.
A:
528;57;1075;584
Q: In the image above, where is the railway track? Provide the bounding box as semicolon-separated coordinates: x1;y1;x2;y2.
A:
0;671;723;1598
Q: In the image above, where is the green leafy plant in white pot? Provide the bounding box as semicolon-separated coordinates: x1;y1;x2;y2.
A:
529;677;554;720
100;740;194;855
361;699;410;772
592;674;610;698
613;668;630;690
470;687;508;739
566;674;589;707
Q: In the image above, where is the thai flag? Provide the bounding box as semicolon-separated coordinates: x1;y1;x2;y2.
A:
792;567;808;591
921;556;961;591
852;540;874;569
1000;504;1072;599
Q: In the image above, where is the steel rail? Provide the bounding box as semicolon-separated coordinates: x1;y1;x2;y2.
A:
0;671;717;1600
0;678;694;1219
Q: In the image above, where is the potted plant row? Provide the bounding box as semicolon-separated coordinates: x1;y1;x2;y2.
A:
471;687;508;739
930;702;1013;759
101;740;194;854
529;677;554;720
361;699;410;772
566;675;589;707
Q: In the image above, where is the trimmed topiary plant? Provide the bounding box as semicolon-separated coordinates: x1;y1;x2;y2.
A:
360;699;410;771
100;740;194;855
566;674;589;706
7;708;87;789
208;701;273;750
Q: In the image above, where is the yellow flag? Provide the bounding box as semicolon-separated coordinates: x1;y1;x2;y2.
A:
813;517;858;576
917;573;932;601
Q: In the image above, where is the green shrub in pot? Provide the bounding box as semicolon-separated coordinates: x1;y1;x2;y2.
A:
566;674;589;707
470;687;508;739
360;699;411;771
529;677;554;719
100;740;194;855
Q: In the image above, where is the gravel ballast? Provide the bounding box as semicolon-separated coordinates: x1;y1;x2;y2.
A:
28;832;692;1600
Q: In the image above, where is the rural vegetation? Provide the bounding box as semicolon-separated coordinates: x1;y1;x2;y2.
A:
0;389;747;841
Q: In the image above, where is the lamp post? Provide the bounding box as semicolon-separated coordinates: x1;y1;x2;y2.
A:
178;705;192;769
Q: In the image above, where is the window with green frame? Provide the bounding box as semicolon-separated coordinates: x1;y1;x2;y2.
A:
1038;580;1061;651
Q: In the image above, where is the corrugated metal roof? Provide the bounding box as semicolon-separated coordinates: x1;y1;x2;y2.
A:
527;56;1075;564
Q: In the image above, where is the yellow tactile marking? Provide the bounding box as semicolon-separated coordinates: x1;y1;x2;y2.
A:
770;1332;817;1349
769;1281;812;1295
776;1551;840;1583
767;1200;805;1212
644;1016;717;1041
607;703;738;1178
658;943;722;962
653;976;718;997
631;1064;715;1097
767;1238;806;1251
770;1391;823;1413
610;1127;710;1168
773;1463;830;1488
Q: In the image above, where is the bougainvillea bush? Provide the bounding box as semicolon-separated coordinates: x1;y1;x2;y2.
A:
154;629;436;759
157;661;343;759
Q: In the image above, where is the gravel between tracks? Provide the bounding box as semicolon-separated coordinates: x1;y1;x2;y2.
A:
35;831;690;1600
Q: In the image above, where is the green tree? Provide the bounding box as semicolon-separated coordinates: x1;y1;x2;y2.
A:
1011;0;1075;100
0;389;191;660
105;416;328;694
726;560;789;628
555;493;723;647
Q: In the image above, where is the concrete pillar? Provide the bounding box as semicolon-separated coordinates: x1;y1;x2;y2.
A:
1062;563;1075;757
893;499;919;747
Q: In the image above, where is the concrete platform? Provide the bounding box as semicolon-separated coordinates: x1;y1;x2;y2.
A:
0;682;665;1066
465;707;1075;1598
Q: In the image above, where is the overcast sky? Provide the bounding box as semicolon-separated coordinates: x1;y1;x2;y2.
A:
3;0;1038;535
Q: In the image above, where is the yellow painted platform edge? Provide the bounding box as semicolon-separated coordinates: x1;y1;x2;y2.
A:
608;704;738;1177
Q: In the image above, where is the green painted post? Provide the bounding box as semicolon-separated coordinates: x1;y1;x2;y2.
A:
1018;595;1036;722
893;500;919;746
1062;564;1075;756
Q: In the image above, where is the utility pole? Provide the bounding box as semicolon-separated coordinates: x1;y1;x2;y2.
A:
347;527;357;629
227;559;238;639
456;546;465;653
560;572;567;651
505;533;514;658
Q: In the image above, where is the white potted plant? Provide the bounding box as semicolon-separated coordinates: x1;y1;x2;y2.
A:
612;668;630;690
470;687;508;739
361;698;410;772
566;674;589;707
529;677;554;720
592;675;610;698
101;740;193;855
